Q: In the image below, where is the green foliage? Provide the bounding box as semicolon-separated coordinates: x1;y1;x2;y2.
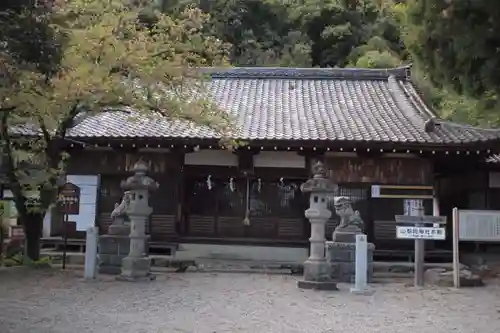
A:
353;50;401;68
3;238;24;259
403;0;500;97
161;0;312;66
2;0;233;205
348;36;402;68
1;253;52;268
400;0;500;125
157;0;405;68
288;0;377;67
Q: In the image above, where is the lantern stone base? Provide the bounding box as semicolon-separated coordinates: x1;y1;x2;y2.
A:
297;260;338;291
116;256;155;282
326;240;375;283
98;235;149;275
297;280;339;290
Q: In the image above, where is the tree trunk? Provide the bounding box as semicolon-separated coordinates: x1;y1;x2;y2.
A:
21;211;43;261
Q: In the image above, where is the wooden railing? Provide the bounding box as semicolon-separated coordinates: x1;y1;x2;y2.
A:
150;214;176;241
187;215;305;240
374;220;398;240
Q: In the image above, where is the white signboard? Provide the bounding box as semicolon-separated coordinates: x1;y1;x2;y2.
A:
404;199;423;216
371;185;380;198
396;226;446;240
458;210;500;242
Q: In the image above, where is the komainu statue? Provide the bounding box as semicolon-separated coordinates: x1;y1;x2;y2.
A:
332;196;364;242
110;191;131;226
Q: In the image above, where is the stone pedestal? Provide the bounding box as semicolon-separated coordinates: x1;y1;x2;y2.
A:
116;254;155;282
108;224;129;236
300;217;337;290
98;234;149;275
98;223;131;275
326;240;375;283
117;214;155;281
298;259;338;290
98;235;130;275
298;213;338;291
332;225;362;243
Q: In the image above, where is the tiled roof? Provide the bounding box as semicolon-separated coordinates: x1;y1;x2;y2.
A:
60;66;500;145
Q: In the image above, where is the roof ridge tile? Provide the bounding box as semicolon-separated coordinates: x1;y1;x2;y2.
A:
203;66;410;80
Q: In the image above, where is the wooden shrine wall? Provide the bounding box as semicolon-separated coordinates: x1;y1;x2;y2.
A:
325;156;433;185
67;150;181;175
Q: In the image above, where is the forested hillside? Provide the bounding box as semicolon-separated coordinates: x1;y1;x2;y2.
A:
157;0;406;68
154;0;500;127
2;0;499;126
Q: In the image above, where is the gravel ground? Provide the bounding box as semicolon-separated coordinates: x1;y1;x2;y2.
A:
1;268;500;333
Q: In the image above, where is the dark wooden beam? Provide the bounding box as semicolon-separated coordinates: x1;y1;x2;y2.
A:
56;136;500;154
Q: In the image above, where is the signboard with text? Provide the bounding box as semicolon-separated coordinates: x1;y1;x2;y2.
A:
395;215;447;241
58;182;81;215
10;226;25;240
457;209;500;242
396;226;446;240
404;199;423;216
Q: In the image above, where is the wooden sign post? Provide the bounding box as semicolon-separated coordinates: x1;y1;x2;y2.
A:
395;214;447;287
58;182;81;269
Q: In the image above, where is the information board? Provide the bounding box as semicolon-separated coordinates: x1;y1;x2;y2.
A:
396;226;446;240
457;210;500;242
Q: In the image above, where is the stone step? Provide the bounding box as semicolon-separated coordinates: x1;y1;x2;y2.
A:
185;258;301;274
41;251;464;276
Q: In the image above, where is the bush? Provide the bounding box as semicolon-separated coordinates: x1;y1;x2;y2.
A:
1;251;52;269
4;238;23;258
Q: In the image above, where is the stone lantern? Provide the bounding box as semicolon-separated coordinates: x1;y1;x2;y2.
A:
116;159;159;281
297;161;338;290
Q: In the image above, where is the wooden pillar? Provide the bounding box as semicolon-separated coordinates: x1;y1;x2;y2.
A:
433;182;440;217
175;151;186;237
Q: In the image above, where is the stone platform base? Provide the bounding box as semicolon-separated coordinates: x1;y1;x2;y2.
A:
98;235;149;275
297;280;338;291
350;287;375;295
116;274;156;282
424;268;484;287
99;265;122;275
119;256;152;280
326;240;375;283
98;235;130;275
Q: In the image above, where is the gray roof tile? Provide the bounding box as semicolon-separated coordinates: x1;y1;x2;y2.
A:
64;66;500;145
